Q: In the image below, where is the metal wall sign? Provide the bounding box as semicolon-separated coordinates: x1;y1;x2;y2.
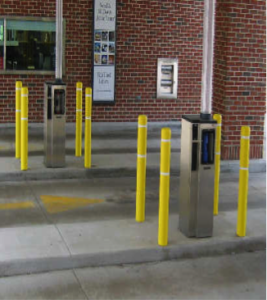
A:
93;0;116;103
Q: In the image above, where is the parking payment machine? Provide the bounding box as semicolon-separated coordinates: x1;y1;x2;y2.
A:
44;0;66;168
179;115;217;238
44;82;66;167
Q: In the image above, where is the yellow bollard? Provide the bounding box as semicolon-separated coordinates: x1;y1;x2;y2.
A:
213;114;222;215
236;126;250;237
84;87;92;168
21;87;28;171
15;81;22;159
75;82;83;157
158;128;171;247
136;115;148;222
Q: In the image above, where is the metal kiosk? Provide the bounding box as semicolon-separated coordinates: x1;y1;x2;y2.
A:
178;0;218;238
44;82;66;167
179;115;217;238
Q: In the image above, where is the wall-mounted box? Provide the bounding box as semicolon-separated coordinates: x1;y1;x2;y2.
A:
157;58;178;99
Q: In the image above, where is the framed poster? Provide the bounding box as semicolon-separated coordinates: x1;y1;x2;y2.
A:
93;0;116;103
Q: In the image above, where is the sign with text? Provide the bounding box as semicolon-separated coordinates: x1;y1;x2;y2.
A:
93;0;116;103
93;66;115;101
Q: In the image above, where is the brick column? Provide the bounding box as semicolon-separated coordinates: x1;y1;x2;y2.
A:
213;1;266;160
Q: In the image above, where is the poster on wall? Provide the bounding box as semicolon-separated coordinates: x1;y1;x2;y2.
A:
93;0;116;103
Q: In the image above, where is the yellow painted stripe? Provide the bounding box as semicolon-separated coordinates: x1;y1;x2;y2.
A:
0;201;35;210
40;195;104;214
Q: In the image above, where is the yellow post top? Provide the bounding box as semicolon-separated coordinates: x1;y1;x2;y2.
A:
241;126;250;137
86;87;92;95
16;81;22;88
138;115;147;126
85;87;92;117
161;128;171;140
76;82;83;89
213;114;222;124
21;87;28;95
21;87;28;118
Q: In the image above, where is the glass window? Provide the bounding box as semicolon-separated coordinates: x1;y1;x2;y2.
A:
0;20;4;70
6;20;56;71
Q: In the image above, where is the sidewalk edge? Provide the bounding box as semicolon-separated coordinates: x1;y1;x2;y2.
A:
0;235;265;277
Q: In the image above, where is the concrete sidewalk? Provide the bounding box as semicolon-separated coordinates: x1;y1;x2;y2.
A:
0;122;179;181
0;174;265;277
0;209;265;277
0;122;265;182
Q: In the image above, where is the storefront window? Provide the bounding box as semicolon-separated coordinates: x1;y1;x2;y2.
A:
0;18;59;73
6;20;55;71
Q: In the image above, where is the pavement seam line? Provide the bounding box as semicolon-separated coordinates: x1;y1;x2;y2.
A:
54;223;73;256
27;180;73;257
27;180;51;224
72;269;90;300
26;181;76;256
0;235;264;277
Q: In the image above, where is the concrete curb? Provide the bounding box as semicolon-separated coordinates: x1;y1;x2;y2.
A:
0;121;181;132
0;159;265;183
0;236;265;277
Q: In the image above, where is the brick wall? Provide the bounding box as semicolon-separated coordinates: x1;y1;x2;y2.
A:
0;0;92;123
0;0;266;159
0;0;203;123
213;0;266;159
